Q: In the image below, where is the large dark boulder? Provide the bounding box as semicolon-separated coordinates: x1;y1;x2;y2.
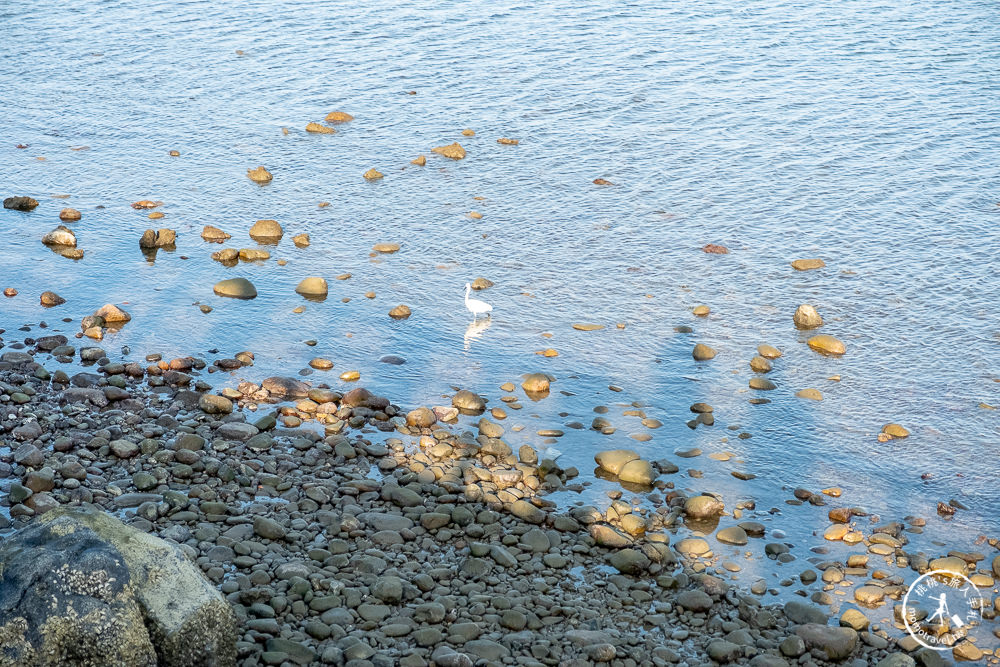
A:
0;507;237;666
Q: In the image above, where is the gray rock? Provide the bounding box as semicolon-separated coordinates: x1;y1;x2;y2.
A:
796;624;858;661
784;599;829;625
677;589;713;612
708;640;742;663
198;394;233;414
253;516;287;540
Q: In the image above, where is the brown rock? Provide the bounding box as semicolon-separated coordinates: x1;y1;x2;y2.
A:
702;244;729;254
305;122;335;134
807;334;846;356
692;343;716;361
249;219;283;241
411;155;427;166
94;304;131;323
497;138;519;145
40;291;65;307
247;166;272;183
388;305;411;319
881;423;909;439
201;226;231;242
325;111;353;122
431;142;466;159
363;168;384;180
791;258;826;271
522;373;550;394
59;208;81;221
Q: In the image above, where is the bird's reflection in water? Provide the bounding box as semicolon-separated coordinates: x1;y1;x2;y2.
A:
464;317;492;351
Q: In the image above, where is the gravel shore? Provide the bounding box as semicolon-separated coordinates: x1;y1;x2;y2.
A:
0;341;964;666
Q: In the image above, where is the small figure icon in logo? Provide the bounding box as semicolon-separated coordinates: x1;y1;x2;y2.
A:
902;570;985;651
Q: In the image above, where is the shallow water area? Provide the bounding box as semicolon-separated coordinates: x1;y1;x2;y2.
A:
2;0;1000;649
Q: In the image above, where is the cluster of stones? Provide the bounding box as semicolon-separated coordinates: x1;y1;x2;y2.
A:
0;340;977;666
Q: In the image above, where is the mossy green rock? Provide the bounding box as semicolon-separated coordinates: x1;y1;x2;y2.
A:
0;507;239;667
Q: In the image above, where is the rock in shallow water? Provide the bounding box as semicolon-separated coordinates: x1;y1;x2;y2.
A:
692;343;717;361
295;277;328;297
793;304;823;329
432;142;466;159
201;225;231;242
4;195;39;210
40;291;65;307
807;334;845;356
213;278;257;299
388;304;411;319
791;258;826;271
41;225;77;247
139;228;176;248
249;219;282;241
247;165;272;183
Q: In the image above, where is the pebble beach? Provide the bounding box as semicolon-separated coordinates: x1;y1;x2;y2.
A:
2;0;1000;666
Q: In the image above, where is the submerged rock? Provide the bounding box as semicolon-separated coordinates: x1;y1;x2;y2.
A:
807;334;845;356
373;242;400;253
595;449;639;476
59;208;82;221
305;122;335;134
702;243;729;254
325;111;353;122
791;258;826;271
881;423;910;439
213;278;257;299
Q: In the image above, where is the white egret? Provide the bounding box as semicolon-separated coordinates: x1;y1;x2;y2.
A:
464;283;493;320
